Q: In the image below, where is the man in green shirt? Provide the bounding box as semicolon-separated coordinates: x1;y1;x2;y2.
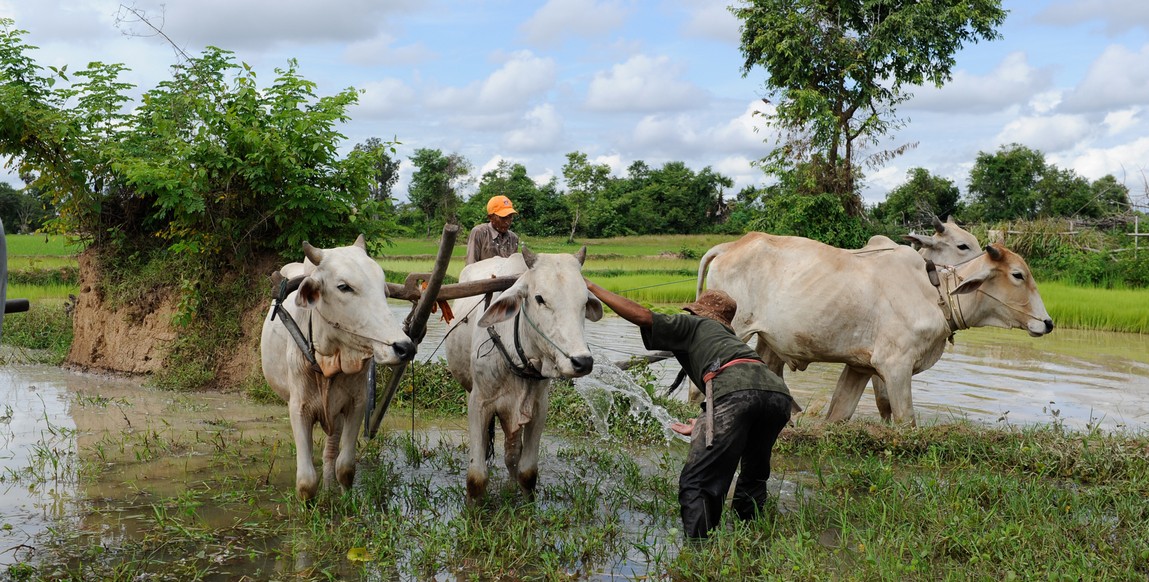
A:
585;281;795;540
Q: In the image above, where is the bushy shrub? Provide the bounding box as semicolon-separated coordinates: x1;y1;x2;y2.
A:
751;192;871;248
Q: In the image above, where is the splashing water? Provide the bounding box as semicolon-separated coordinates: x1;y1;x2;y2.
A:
572;347;688;444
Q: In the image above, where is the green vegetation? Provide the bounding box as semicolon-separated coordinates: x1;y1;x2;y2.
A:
7;386;1148;580
1039;282;1149;334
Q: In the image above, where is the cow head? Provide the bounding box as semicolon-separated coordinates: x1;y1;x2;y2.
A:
950;244;1054;337
904;215;981;266
478;247;603;378
295;236;416;365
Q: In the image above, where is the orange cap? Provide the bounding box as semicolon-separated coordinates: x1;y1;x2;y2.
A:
486;195;517;217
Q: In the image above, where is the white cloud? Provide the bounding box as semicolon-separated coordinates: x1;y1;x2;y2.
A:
1037;0;1149;36
427;51;556;114
354;78;418;118
1052;136;1149;182
503;104;564;152
627;100;775;157
520;0;628;47
992;114;1094;154
1060;44;1149;112
343;34;431;67
907;52;1054;114
1103;107;1141;136
680;0;740;42
585;54;708;112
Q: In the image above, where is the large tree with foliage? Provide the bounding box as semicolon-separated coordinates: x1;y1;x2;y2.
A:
353;137;402;205
561;151;611;243
733;0;1007;214
406;148;471;237
872;167;962;225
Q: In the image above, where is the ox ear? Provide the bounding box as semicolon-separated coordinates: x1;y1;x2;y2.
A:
477;279;527;327
951;269;990;295
574;245;587;266
302;241;323;265
296;277;321;308
904;233;935;249
585;291;603;322
353;234;366;250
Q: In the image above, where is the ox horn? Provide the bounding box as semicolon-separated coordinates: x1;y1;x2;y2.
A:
985;244;1003;261
522;247;538;269
932;215;946;233
574;245;587;265
353;234;366;250
302;241;323;265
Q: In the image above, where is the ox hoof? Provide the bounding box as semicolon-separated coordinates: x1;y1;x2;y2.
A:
466;476;487;504
518;469;538;499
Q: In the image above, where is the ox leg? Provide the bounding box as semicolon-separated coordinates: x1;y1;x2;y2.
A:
872;377;893;422
335;401;365;491
500;414;523;484
322;419;342;489
465;392;493;503
826;367;870;422
883;369;917;426
515;392;549;500
288;402;320;501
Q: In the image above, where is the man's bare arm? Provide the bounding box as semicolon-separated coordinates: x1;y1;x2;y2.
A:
585;280;652;327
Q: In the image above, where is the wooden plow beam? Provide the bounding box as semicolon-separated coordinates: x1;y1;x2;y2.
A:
365;223;517;439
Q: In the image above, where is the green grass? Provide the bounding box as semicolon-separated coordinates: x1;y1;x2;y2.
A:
1040;281;1149;334
5;233;84;256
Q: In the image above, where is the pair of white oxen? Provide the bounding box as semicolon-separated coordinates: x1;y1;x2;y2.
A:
261;219;1053;501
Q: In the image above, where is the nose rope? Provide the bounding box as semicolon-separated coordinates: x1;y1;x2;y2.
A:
313;306;399;347
970;288;1048;323
518;298;574;360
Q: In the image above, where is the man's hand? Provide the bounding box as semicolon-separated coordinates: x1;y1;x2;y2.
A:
670;417;696;436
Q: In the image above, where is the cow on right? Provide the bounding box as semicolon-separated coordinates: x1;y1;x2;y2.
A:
697;233;1053;425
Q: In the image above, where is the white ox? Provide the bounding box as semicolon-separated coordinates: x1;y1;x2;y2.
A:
902;215;981;267
698;234;1054;424
261;236;416;500
445;248;602;502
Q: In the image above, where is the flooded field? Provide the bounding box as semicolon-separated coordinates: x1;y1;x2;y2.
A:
2;312;1148;577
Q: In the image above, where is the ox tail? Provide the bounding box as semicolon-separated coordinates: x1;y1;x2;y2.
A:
696;241;733;298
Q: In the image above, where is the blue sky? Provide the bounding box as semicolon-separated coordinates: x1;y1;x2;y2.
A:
3;0;1148;209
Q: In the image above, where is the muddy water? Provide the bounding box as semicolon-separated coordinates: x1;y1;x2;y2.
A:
2;312;1148;572
406;303;1149;430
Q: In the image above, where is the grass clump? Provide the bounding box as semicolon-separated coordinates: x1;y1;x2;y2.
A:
0;298;73;363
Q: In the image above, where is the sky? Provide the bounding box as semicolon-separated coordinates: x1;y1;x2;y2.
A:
2;0;1149;209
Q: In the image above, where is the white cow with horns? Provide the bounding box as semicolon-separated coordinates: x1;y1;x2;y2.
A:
698;233;1053;424
261;236;416;500
445;247;602;502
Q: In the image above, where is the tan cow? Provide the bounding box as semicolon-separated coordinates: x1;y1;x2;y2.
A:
445;247;602;502
698;233;1053;424
261;236;416;500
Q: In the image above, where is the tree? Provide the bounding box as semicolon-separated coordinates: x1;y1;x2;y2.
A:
561;151;611;243
873;167;962;225
407;148;471;236
352;137;401;205
733;0;1006;214
966;144;1046;221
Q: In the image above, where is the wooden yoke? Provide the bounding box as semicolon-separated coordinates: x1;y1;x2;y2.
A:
366;224;518;439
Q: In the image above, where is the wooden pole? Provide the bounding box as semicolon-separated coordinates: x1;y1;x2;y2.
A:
367;223;458;439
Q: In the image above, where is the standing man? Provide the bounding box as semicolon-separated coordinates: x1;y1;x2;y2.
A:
585;280;795;541
465;195;520;264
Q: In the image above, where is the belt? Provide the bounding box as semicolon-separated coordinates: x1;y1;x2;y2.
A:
702;358;762;384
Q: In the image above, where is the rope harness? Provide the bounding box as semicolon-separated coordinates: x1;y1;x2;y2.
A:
484;298;573;381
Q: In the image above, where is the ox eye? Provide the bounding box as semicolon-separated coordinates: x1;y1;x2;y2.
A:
957;244;970;251
337;283;354;293
534;295;546;306
1011;272;1024;281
